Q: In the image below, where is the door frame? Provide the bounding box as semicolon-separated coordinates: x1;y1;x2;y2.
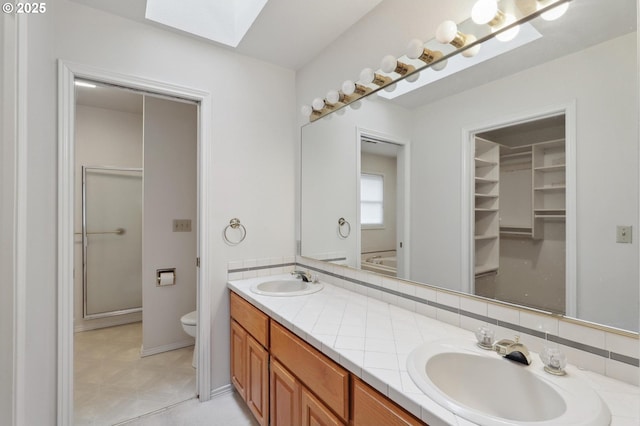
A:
57;60;213;424
461;102;576;316
356;127;411;278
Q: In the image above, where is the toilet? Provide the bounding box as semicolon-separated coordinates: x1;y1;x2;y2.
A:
180;310;197;368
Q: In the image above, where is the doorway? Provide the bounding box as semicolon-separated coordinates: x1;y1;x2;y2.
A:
465;106;576;316
357;130;410;279
58;61;213;425
73;81;198;424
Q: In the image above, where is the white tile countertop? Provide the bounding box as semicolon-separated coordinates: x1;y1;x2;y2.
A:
228;275;640;426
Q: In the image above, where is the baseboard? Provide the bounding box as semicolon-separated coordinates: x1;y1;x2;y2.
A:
74;312;142;332
210;384;233;399
140;338;195;357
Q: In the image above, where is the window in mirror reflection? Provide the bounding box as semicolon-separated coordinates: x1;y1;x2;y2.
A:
473;115;567;314
361;173;384;227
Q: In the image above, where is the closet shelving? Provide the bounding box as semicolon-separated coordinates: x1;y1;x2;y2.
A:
474;138;500;276
473;136;566;276
533;139;566;239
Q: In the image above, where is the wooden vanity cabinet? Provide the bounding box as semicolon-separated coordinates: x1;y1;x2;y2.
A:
270;356;345;426
230;292;270;426
301;386;344;426
352;378;427;426
230;291;427;426
230;320;247;400
270;321;349;423
270;358;301;426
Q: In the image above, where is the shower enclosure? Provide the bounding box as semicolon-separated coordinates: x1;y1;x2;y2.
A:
82;166;143;319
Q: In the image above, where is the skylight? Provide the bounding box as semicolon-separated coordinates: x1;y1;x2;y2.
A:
145;0;269;47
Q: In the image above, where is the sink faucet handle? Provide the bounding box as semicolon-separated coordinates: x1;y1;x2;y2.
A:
291;270;312;282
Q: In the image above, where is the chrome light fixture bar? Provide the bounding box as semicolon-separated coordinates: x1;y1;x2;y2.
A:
301;0;572;122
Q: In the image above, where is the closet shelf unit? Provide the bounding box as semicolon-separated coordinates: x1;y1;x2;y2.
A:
474;137;500;276
533;138;566;238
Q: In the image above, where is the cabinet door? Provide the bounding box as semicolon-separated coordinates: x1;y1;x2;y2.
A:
352;378;425;426
301;387;345;426
230;320;247;400
247;335;269;426
270;358;301;426
271;322;349;421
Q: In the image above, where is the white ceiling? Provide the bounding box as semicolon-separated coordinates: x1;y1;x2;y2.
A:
75;82;143;114
70;0;384;70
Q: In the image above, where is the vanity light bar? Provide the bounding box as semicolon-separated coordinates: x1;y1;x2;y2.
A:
300;0;571;122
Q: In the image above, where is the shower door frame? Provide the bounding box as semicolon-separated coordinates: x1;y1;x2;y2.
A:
58;60;214;425
82;165;143;320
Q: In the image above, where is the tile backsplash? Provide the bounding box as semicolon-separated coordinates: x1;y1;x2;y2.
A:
227;255;639;386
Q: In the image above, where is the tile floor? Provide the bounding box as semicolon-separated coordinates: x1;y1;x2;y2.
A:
74;322;197;426
119;391;258;426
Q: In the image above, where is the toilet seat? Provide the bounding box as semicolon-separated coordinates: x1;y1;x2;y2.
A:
181;311;197;326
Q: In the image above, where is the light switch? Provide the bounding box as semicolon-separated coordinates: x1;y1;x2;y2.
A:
173;219;192;232
616;225;632;244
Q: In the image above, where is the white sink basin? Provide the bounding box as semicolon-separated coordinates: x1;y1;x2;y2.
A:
407;339;611;426
250;279;324;296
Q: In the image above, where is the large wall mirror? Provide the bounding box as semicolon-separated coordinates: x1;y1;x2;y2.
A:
300;0;638;333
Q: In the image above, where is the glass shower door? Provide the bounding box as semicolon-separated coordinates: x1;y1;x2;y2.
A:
83;166;143;318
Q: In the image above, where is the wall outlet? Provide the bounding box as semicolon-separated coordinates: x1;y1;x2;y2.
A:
616;225;632;243
173;219;192;232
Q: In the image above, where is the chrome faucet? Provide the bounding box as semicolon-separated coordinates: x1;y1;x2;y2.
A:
291;270;312;282
494;336;532;365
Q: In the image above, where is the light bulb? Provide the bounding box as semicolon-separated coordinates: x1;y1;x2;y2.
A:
406;72;420;83
461;34;481;58
406;39;425;60
300;105;312;117
383;83;397;93
380;55;398;74
431;52;447;71
341;80;356;96
435;20;458;44
312;97;325;111
471;0;498;25
495;14;520;41
540;1;569;21
359;68;375;84
432;59;447;71
406;39;441;65
326;90;340;105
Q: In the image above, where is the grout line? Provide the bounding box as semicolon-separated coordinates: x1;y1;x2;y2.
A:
293;261;640;367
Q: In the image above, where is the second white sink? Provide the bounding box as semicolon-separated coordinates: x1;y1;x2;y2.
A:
407;339;611;426
250;279;324;296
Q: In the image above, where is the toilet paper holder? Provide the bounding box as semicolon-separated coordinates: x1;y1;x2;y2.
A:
157;268;176;286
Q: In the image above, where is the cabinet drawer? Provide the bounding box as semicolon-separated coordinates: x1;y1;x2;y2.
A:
230;291;269;347
352;378;426;426
270;321;349;422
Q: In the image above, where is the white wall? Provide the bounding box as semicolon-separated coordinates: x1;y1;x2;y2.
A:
300;98;412;266
142;96;197;354
18;0;296;423
74;104;143;331
361;152;397;253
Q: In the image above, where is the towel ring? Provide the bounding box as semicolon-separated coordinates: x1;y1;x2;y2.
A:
223;218;246;245
338;217;351;238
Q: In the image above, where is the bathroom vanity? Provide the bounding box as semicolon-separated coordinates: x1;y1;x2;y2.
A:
230;290;423;426
228;275;639;426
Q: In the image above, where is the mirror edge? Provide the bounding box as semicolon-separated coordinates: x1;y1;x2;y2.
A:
298;255;639;339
